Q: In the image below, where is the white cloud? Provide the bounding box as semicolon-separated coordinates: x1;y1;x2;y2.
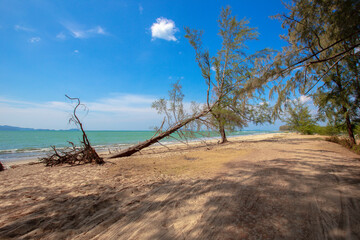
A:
56;32;66;40
88;26;105;35
14;25;34;32
259;101;269;106
29;37;41;43
139;4;143;14
63;22;107;39
71;29;84;38
151;17;178;41
74;50;79;54
0;94;161;130
299;95;311;104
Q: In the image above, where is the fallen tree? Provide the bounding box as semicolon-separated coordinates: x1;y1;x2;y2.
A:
111;7;270;159
110;107;212;158
41;95;104;166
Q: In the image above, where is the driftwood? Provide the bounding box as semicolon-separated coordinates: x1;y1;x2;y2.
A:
41;96;104;166
40;142;103;166
110;108;211;158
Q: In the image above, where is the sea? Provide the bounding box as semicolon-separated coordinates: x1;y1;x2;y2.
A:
0;130;276;162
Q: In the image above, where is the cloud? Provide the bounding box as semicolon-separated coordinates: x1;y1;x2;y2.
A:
0;94;161;130
14;25;34;32
139;4;143;14
56;32;66;40
299;95;311;104
63;23;107;39
151;17;178;41
88;26;106;35
74;50;79;54
29;37;41;43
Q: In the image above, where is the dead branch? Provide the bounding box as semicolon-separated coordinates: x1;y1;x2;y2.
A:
110;107;212;158
156;140;171;151
40;95;104;166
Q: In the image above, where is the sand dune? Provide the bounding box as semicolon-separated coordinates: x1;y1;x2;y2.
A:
1;133;360;239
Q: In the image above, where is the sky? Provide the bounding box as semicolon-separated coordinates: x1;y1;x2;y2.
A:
0;0;291;130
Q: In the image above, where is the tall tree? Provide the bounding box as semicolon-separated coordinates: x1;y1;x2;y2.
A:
283;99;317;134
110;7;272;158
185;6;272;143
257;0;359;144
313;56;359;144
151;80;199;142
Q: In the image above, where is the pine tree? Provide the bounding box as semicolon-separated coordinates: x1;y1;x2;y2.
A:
283;100;316;135
185;6;272;143
257;0;359;144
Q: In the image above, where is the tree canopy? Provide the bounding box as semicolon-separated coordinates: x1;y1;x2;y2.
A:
283;100;317;134
185;6;272;143
257;0;359;144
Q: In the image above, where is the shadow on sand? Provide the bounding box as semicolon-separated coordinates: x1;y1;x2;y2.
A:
1;138;360;239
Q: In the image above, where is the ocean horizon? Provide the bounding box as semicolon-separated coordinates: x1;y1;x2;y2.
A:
1;130;277;162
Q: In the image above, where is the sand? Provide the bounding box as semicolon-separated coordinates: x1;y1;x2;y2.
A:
0;133;360;239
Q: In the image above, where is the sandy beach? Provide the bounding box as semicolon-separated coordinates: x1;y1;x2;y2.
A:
1;132;360;239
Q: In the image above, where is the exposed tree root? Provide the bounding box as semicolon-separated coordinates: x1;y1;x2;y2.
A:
40;142;104;166
41;95;104;166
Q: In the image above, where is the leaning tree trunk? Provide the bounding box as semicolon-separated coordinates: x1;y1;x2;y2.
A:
110;108;211;158
344;109;356;146
219;123;228;144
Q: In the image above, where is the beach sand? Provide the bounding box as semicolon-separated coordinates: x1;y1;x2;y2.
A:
1;133;360;239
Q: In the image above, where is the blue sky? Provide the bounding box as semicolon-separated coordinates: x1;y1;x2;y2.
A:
0;0;290;130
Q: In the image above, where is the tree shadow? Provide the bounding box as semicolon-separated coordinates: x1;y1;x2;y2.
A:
1;144;360;239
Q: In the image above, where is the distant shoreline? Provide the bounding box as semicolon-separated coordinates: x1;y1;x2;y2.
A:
1;131;279;167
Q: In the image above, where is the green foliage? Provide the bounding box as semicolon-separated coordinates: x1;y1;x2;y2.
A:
256;0;359;143
311;125;341;136
352;144;360;155
279;125;291;131
151;80;205;141
326;136;360;155
312;52;360;143
185;6;273;142
283;100;317;134
355;125;360;136
152;80;186;127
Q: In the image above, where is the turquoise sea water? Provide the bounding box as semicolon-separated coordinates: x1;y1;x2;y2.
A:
0;130;275;162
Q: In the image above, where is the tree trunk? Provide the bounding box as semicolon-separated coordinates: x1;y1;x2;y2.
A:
110;108;211;158
344;109;356;146
219;123;228;144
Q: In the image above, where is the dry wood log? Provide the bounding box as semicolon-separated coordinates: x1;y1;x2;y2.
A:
110;108;211;158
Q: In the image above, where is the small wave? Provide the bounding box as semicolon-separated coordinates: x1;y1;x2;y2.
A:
0;149;18;154
15;148;48;153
